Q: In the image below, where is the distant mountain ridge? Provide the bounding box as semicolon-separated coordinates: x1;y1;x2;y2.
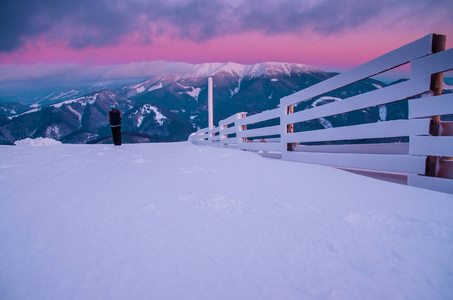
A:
0;61;396;145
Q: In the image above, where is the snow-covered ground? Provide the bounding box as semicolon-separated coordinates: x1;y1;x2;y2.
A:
1;141;452;299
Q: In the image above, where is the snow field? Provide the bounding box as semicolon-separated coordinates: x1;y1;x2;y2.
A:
0;141;452;299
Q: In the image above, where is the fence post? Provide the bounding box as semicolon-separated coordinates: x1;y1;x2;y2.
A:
220;123;227;146
425;34;446;177
238;112;248;143
286;105;296;151
208;77;214;130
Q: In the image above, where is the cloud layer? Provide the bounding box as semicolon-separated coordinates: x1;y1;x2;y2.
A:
2;0;452;53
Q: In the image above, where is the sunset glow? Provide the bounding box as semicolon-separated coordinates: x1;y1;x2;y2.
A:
1;0;452;79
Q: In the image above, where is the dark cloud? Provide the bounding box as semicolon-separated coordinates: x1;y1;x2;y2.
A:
0;0;452;53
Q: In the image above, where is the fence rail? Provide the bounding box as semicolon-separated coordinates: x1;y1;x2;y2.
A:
189;33;453;194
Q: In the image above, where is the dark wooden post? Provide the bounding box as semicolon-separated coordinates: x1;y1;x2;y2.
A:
286;105;296;151
425;34;446;177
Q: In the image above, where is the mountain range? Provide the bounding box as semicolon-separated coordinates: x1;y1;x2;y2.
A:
1;61;450;145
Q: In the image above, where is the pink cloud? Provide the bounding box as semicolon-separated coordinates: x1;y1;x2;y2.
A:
1;27;452;74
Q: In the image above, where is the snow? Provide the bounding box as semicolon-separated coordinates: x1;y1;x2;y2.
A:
372;83;383;89
66;105;82;121
319;117;333;128
148;82;163;92
136;104;167;127
14;137;62;146
185;87;202;101
190;62;244;77
7;107;40;120
50;89;80;100
185;62;323;79
311;96;342;107
379;105;388;121
52;94;98;108
176;83;202;101
0;142;452;300
135;85;146;94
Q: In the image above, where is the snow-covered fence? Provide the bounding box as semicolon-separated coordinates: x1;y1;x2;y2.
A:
189;33;453;194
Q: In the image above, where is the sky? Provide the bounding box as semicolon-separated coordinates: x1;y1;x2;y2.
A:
0;0;453;82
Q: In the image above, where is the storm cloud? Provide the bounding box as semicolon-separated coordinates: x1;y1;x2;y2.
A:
1;0;452;52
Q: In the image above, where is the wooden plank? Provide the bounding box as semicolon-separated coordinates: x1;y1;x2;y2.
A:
261;138;281;143
410;136;453;157
189;133;209;141
196;127;209;134
190;139;209;146
238;141;282;152
283;81;425;125
237;125;281;138
295;143;409;154
284;119;430;144
407;175;453;194
281;34;434;107
208;130;221;138
219;112;247;126
282;151;427;174
220;126;236;136
409;93;453;118
236;108;281;126
411;48;453;86
220;137;239;144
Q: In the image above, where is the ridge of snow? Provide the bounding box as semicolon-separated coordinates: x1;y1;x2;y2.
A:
311;96;342;107
124;61;325;95
148;82;163;92
50;89;80;100
14;137;62;146
52;94;98;108
7;107;40;120
135;85;146;94
182;62;323;79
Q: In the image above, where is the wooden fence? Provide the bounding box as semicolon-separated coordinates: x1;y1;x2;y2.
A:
189;33;453;194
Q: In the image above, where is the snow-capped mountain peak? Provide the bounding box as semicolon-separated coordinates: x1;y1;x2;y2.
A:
181;62;323;80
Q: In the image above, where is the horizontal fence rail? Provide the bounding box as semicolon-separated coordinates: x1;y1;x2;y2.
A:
189;33;453;194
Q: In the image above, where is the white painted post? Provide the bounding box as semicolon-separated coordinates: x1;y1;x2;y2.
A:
208;77;214;129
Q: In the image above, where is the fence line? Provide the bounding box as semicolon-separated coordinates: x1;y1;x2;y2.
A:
189;33;453;194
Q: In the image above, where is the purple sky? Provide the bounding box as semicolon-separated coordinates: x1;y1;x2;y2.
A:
0;0;452;80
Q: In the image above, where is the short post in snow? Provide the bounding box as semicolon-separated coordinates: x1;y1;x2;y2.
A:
208;77;214;130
